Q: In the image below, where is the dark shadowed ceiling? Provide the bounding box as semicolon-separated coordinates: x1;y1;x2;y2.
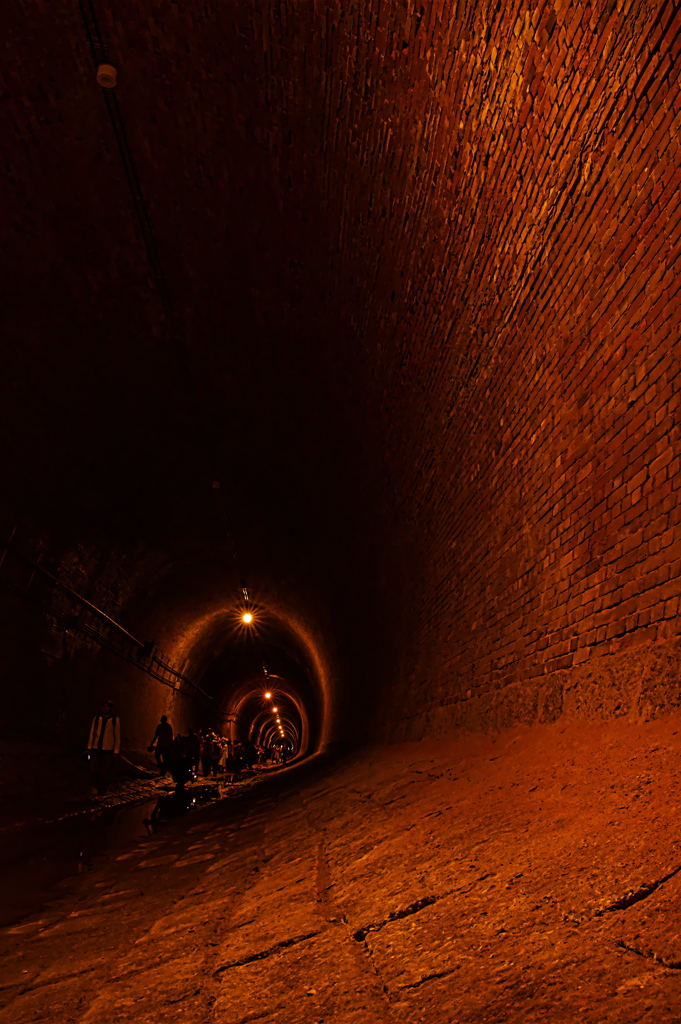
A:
2;1;410;743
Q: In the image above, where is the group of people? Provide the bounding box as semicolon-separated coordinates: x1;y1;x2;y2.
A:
87;699;291;797
148;720;257;781
147;717;288;786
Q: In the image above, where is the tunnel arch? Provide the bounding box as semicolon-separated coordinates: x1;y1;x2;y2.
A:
228;675;306;756
161;599;331;758
6;0;681;771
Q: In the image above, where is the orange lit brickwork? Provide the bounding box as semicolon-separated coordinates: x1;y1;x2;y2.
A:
143;0;681;734
3;0;681;741
186;0;681;734
345;0;681;735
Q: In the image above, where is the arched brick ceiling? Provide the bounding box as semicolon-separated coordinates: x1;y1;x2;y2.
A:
3;0;681;744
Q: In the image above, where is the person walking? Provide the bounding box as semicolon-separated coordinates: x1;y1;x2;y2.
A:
186;728;200;774
148;715;173;775
219;737;231;774
211;735;224;776
232;741;245;781
169;732;192;788
243;739;257;771
87;698;121;796
200;733;215;777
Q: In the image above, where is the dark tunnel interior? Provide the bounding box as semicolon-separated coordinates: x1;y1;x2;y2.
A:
3;0;681;807
5;1;681;1018
188;608;323;756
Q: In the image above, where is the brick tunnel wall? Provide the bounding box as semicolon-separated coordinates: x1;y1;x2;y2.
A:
339;0;681;737
200;0;681;738
223;0;681;739
4;0;681;749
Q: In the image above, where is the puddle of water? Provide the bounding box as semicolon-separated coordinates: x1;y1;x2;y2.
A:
0;772;267;927
0;799;156;926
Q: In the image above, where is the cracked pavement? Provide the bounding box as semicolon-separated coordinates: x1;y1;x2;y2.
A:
3;712;681;1022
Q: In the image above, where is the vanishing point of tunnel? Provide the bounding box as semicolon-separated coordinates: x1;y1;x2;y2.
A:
3;1;681;1022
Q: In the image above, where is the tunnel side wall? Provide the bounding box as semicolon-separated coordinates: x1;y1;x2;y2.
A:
180;0;681;741
3;0;681;754
379;326;681;740
355;3;681;739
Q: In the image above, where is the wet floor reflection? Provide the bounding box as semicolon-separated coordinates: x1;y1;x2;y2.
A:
144;784;218;833
0;785;225;925
0;760;293;926
0;800;155;926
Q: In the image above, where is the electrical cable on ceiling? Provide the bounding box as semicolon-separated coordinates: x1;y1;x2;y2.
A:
211;479;275;687
77;0;254;632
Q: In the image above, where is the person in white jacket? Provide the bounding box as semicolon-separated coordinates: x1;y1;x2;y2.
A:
87;698;121;796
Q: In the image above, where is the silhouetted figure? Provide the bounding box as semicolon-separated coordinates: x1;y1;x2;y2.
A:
148;715;173;775
211;735;223;776
87;699;121;796
243;739;257;770
186;728;200;772
219;737;232;772
230;742;245;781
201;733;216;776
169;732;193;788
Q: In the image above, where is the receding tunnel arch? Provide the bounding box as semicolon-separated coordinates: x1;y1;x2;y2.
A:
163;602;330;757
231;677;306;756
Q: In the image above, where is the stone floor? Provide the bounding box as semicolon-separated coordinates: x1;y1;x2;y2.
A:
3;712;681;1023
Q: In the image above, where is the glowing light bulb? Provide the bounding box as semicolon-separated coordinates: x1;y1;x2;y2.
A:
272;707;278;712
264;692;272;699
242;612;253;624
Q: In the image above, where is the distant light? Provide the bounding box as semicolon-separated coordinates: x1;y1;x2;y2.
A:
272;707;278;712
242;612;253;624
264;691;272;699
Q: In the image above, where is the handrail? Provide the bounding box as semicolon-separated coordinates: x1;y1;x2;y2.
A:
3;545;147;651
0;542;218;707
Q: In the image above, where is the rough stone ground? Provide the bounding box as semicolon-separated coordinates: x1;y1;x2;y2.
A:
3;713;681;1023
